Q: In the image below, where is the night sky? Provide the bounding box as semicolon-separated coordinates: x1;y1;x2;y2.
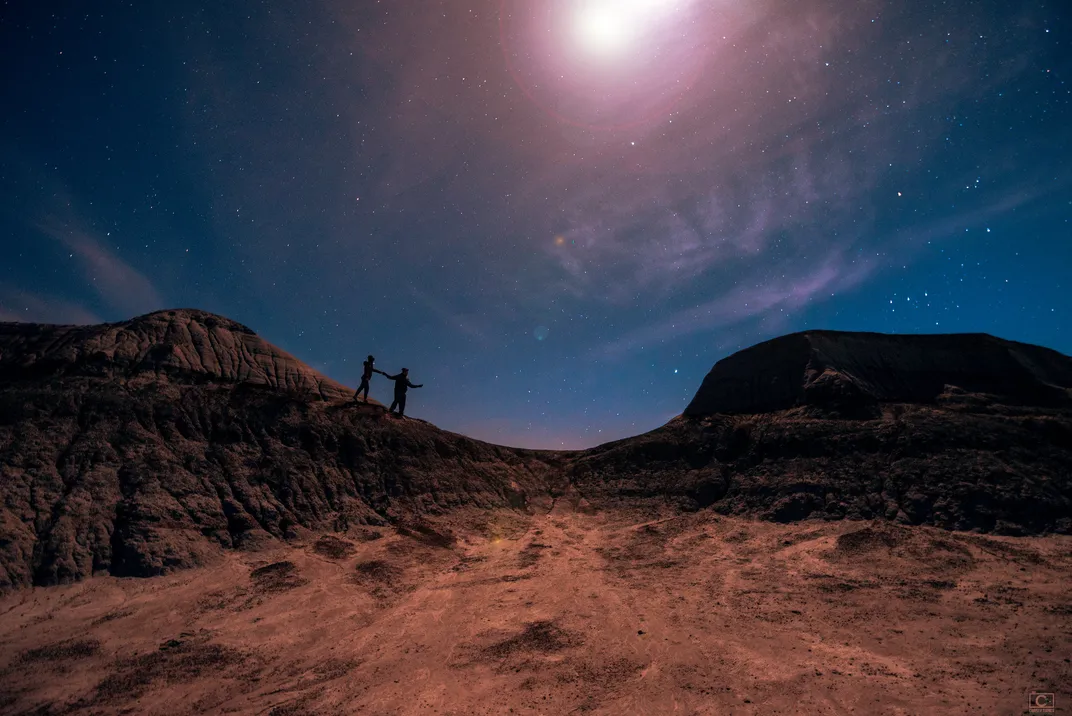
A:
1;1;1069;448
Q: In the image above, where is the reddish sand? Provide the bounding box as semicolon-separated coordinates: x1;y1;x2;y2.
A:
1;508;1069;715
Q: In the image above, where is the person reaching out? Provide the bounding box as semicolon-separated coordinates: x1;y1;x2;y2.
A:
384;367;423;418
353;355;384;403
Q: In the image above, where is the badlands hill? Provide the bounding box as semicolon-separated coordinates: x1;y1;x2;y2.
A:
0;309;356;399
1;312;1070;592
684;330;1072;416
570;330;1072;535
0;310;562;590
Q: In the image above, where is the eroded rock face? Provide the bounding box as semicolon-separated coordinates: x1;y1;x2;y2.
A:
573;332;1072;534
0;311;564;590
0;309;356;400
567;408;1072;535
0;379;565;589
684;331;1072;417
1;313;1070;590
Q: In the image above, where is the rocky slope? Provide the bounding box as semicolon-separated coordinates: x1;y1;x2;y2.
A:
1;312;1070;591
571;331;1072;535
568;406;1072;534
0;310;563;590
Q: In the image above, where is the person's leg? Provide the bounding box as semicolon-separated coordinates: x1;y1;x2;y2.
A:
397;395;406;417
355;378;369;401
389;398;399;414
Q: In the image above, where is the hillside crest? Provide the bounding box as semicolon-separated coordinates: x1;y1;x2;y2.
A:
1;311;1070;590
0;308;357;401
685;329;1072;417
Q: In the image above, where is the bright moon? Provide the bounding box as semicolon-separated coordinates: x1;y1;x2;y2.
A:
575;5;632;56
571;0;682;58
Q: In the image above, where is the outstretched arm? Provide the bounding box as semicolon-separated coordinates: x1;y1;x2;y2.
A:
411;383;423;389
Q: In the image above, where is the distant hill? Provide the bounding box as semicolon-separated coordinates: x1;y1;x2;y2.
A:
571;331;1072;538
684;330;1072;417
1;312;1069;590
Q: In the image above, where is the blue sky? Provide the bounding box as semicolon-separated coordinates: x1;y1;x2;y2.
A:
1;0;1069;447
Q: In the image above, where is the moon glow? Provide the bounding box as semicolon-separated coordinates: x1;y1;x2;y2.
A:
574;5;632;57
500;0;709;130
572;0;682;59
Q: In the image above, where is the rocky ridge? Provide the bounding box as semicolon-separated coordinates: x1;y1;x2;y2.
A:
0;310;561;590
0;308;357;401
1;310;1070;590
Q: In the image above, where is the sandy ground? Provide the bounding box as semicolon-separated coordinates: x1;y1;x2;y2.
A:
1;507;1069;716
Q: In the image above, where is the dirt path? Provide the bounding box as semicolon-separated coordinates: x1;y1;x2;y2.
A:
1;512;1069;715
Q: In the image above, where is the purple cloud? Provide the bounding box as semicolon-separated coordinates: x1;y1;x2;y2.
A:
35;218;163;317
0;287;102;325
597;250;877;357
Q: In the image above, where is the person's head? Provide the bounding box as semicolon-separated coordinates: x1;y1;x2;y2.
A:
367;355;375;362
401;367;409;375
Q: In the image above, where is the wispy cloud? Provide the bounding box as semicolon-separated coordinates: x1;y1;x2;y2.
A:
538;145;869;306
0;151;165;322
592;182;1043;359
597;250;876;358
166;0;1058;371
34;216;163;317
0;287;102;325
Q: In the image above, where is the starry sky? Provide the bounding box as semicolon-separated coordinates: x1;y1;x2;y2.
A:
1;0;1069;448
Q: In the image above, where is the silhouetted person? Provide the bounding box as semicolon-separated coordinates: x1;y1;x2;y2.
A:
384;367;422;418
353;355;384;403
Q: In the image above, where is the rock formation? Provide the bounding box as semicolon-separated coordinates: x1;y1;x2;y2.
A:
572;331;1072;535
0;310;562;590
1;312;1070;590
684;330;1072;417
0;308;356;400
